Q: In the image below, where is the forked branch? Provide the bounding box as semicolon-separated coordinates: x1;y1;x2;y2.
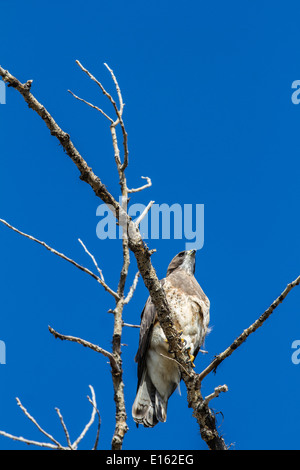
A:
0;386;100;450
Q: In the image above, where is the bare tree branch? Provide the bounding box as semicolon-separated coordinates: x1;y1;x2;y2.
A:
74;61;129;172
124;271;140;304
78;238;105;282
110;160;130;450
68;89;114;123
48;326;120;373
159;353;191;377
15;397;62;448
103;63;124;115
0;430;62;450
72;385;98;450
0;386;100;450
202;385;228;407
86;393;101;450
75;60;120;121
0;64;122;216
55;407;72;448
103;62;128;171
122;322;140;328
110;124;123;175
0;218;119;300
128;176;152;194
134;200;155;227
198;274;300;382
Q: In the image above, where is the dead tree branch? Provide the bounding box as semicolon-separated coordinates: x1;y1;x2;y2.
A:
198;274;300;382
202;385;228;408
67;89;114;122
72;386;99;450
87;393;101;450
0;386;100;450
48;326;120;373
128;176;152;194
15;397;64;449
124;271;140;305
134;200;155;227
55;407;72;448
78;238;105;282
122;322;140;328
0;218;119;300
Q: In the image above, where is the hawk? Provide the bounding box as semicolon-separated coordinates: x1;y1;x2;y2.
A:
132;249;210;427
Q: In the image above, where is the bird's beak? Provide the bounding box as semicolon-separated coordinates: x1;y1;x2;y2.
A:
187;249;196;257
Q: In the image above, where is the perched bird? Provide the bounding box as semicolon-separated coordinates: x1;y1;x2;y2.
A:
132;249;210;427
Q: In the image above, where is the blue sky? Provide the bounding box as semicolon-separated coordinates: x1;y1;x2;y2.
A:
0;0;300;450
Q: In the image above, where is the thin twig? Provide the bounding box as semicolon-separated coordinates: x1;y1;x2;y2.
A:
76;58;125;167
0;64;123;220
0;430;62;449
122;322;140;328
134;200;154;227
110;124;123;172
103;63;129;170
124;271;140;304
103;63;124;115
128;176;152;194
86;394;101;450
68;89;113;123
0;387;100;450
202;385;228;407
199;349;208;354
48;326;120;373
72;386;98;450
78;238;105;282
55;408;72;449
0;218;119;300
159;353;191;377
16;397;64;449
75;60;118;114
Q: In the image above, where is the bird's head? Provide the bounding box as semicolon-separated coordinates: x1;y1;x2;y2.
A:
166;249;196;277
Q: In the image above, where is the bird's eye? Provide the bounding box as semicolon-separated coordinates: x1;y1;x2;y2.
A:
178;251;185;257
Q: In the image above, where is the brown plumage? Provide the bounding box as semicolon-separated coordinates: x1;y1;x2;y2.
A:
132;249;210;427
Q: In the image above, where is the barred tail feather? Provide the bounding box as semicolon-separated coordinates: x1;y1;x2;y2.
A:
132;369;168;427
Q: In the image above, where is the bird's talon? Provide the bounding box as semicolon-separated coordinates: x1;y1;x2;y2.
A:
187;356;196;368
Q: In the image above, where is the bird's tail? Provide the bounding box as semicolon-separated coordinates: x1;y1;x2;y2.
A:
132;369;168;427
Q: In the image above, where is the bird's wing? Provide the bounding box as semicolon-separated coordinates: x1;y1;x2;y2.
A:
134;279;165;389
188;277;210;358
